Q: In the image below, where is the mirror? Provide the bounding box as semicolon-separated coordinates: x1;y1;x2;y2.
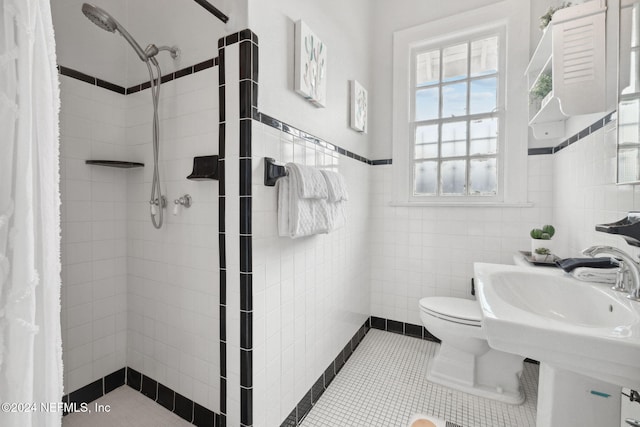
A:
618;0;640;183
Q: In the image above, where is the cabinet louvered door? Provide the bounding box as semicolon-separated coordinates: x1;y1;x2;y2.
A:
552;3;607;116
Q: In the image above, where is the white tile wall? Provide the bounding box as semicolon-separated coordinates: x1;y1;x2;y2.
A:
59;75;128;393
369;156;555;326
553;121;640;259
251;121;372;426
60;66;221;413
124;66;221;413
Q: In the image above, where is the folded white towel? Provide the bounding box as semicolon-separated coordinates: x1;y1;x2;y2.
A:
286;163;328;199
276;175;330;238
571;267;618;284
326;201;346;230
320;169;349;202
276;176;290;237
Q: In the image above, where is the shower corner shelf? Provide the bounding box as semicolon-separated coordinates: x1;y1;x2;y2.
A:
187;155;219;180
85;160;144;168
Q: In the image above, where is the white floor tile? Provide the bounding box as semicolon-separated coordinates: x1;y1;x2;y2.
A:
300;330;538;427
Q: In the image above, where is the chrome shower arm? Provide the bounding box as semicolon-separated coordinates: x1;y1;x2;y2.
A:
115;24;148;62
144;44;180;60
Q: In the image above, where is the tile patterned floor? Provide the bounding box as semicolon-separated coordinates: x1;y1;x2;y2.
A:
300;329;538;427
62;385;192;427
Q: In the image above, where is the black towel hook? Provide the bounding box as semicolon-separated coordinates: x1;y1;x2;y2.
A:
264;157;288;186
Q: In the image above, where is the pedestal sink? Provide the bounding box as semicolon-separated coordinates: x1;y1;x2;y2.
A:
475;263;640;427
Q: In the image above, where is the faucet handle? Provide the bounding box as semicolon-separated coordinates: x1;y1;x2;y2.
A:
613;263;629;292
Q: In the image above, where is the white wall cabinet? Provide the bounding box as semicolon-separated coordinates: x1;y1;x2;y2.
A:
526;0;607;139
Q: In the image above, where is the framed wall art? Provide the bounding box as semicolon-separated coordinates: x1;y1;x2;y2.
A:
350;80;368;133
294;20;327;107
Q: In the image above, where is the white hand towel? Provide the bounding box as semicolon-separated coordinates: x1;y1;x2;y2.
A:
320;169;349;202
290;197;330;237
286;163;328;199
276;174;330;238
571;267;618;284
327;201;346;230
276;176;290;237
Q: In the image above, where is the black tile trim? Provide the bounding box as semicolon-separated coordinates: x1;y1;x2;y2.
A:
241;387;253;425
104;367;126;393
58;66;96;85
64;368;126;413
370;316;441;343
194;402;217;427
370;159;393;165
221;29;260;427
256;110;616;166
127;367;142;390
174;392;195;423
551;111;616;154
57;56;218;96
64;366;221;426
68;378;103;407
527;147;554;156
96;78;126;94
257;112;375;166
279;320;370;427
157;382;175;412
132;368;219;426
141;375;158;400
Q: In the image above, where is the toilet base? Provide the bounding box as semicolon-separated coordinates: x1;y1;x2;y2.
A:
427;342;525;405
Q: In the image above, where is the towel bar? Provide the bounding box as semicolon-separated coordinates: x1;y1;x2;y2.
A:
264;157;287;186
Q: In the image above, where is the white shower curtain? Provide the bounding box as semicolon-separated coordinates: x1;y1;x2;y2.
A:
0;0;63;426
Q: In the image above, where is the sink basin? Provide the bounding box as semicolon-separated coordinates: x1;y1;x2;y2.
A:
489;270;636;328
475;263;640;388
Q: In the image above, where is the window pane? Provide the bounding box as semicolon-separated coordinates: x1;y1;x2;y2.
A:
416;50;440;86
415;125;439;159
469;158;497;195
415;87;439;121
441;121;467;157
470;118;498;155
471;37;499;76
442;82;467;117
618;147;640;182
440;160;466;195
414;161;438;195
443;43;468;82
619;99;640;144
470;77;497;114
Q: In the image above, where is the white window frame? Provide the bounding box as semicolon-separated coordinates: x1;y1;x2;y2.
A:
391;1;531;207
409;29;505;201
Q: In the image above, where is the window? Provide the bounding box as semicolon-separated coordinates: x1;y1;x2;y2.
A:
411;35;501;197
391;4;530;207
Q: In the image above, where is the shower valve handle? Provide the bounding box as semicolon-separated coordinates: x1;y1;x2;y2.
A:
174;194;192;207
173;194;192;216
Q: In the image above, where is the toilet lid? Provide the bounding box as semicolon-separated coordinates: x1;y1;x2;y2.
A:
419;297;482;324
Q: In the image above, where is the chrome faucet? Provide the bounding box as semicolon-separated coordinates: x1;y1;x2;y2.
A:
583;246;640;301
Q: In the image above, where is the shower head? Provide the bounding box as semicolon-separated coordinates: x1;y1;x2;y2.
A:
81;3;148;62
81;3;116;32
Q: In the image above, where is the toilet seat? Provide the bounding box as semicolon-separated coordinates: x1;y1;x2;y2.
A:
419;297;482;327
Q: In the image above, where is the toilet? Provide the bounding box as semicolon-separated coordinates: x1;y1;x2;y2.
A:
419;296;524;404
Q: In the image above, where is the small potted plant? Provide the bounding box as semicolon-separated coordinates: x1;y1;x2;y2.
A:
531;72;553;107
539;2;572;30
530;225;555;261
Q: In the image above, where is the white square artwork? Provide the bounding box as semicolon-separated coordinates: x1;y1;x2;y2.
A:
294;20;327;108
350;80;368;133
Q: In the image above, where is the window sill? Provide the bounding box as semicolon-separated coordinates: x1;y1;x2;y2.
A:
389;201;534;208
